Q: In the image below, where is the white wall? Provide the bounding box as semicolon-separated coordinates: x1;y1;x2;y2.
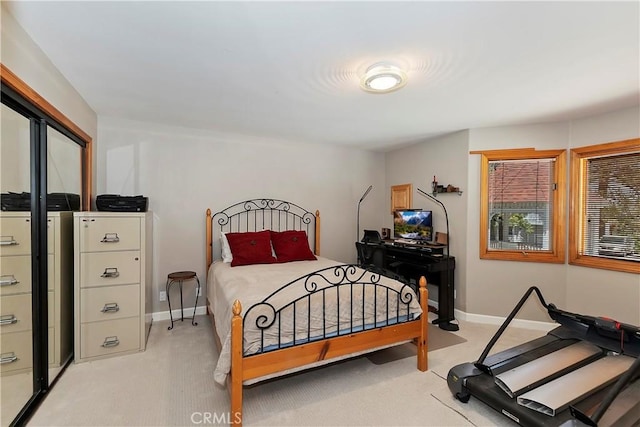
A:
465;107;639;324
467;123;572;322
97;117;387;314
385;131;470;308
0;105;30;192
384;107;639;325
1;4;97;143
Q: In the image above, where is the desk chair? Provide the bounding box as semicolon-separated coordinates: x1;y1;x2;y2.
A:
355;242;407;282
355;242;386;269
356;242;438;315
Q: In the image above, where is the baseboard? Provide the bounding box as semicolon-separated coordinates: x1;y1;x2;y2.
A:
428;299;555;332
454;308;557;332
152;306;208;322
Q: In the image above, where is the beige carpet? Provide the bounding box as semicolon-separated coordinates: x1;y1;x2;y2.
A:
366;324;466;365
26;313;547;427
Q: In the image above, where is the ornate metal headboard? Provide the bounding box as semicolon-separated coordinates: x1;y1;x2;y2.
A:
206;198;320;270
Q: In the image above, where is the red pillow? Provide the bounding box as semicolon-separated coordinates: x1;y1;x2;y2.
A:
270;230;317;263
225;231;277;267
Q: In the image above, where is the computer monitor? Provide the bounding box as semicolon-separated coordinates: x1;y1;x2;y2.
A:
393;209;433;241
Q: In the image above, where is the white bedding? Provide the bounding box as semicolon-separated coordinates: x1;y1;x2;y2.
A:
208;257;422;385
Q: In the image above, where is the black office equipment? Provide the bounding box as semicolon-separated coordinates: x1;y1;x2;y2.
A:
447;286;640;427
96;194;148;212
362;229;382;244
1;192;30;211
1;192;80;211
48;193;81;211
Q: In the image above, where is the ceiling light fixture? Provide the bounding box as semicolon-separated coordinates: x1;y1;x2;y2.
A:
360;63;408;94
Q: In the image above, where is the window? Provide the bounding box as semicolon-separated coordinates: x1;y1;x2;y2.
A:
477;148;566;263
570;139;640;273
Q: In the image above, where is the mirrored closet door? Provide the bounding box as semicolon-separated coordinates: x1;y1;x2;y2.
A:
0;103;34;427
1;75;90;427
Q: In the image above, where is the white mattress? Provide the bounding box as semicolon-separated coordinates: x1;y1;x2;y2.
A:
207;257;422;385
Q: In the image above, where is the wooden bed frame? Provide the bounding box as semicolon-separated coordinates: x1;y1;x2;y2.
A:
205;199;428;425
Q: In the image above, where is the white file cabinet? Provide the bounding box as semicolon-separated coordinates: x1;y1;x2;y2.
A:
73;212;152;362
0;212;73;375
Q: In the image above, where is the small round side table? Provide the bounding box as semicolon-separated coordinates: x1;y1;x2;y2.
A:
166;270;200;330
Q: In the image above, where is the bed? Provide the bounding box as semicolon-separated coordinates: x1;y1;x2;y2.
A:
205;199;429;425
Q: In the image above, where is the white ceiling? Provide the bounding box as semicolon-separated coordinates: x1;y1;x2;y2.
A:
5;1;639;151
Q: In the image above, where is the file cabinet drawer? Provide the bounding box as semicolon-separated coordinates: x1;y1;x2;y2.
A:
0;254;55;295
0;217;31;256
79;217;140;252
0;255;31;295
80;317;140;359
0;330;33;373
0;217;55;255
80;251;141;288
80;284;140;323
0;294;32;333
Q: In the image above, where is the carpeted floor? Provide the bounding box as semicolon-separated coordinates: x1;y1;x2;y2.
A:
26;313;548;426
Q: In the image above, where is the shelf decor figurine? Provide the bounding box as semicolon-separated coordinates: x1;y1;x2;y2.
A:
430;176;463;196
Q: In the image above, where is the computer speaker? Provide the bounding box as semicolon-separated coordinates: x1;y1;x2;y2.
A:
381;228;391;240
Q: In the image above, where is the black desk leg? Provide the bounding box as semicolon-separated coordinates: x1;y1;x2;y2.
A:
432;268;459;331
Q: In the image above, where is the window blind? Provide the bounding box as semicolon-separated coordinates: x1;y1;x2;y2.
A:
583;152;640;258
488;158;555;252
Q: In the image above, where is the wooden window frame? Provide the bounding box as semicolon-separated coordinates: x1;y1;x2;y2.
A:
477;148;566;263
569;138;640;274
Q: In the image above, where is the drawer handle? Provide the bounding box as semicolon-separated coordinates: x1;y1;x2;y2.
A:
0;352;18;364
101;268;120;278
102;336;120;348
0;275;19;286
100;233;120;243
100;303;120;313
0;315;18;326
0;236;19;246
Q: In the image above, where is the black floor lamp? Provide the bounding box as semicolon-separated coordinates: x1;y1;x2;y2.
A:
356;185;373;262
417;187;459;331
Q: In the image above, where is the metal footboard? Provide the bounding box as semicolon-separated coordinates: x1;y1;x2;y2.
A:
242;264;420;355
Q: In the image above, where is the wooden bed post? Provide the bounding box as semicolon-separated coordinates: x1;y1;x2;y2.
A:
230;300;244;425
417;276;429;372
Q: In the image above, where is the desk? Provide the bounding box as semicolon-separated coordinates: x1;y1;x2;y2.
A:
356;242;457;330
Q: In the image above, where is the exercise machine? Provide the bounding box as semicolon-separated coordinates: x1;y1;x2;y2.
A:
448;287;640;427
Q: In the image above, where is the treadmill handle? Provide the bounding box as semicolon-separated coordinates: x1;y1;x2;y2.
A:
475;286;551;372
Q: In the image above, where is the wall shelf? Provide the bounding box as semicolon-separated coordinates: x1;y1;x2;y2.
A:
432;185;463;196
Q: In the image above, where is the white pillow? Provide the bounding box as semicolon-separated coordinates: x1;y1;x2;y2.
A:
221;232;233;263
